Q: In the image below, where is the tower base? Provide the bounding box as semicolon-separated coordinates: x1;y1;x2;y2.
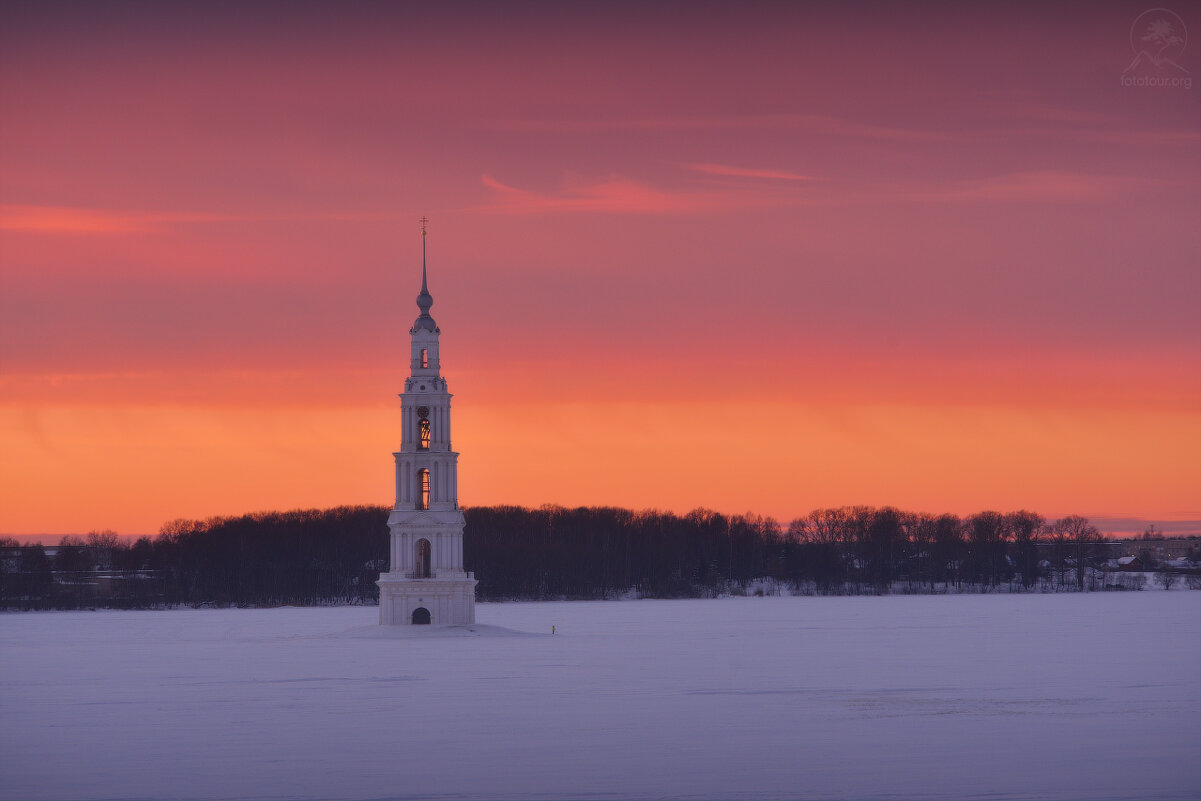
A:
377;573;477;625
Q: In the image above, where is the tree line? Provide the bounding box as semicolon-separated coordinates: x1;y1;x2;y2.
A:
2;505;1197;610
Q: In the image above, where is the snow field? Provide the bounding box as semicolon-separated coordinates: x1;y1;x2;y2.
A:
1;593;1198;801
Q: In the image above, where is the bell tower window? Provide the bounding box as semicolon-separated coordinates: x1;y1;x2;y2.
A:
415;539;431;578
416;407;431;451
420;348;429;368
417;468;431;510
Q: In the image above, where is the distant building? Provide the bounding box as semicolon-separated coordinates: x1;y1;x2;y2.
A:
1111;537;1200;561
376;222;477;625
1115;556;1143;571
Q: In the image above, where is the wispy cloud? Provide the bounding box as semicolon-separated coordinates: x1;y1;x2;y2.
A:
685;163;815;181
493;110;1200;150
0;205;409;234
491;113;940;142
975;96;1123;127
477;170;1143;216
902;171;1135;203
1004;127;1201;147
477;175;735;215
0;206;156;234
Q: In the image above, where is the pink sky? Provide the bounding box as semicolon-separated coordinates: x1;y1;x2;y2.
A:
1;1;1198;536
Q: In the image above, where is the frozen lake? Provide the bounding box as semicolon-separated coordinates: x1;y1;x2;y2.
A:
2;594;1198;801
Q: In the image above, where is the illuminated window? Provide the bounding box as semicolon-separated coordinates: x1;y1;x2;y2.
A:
420;348;429;368
417;469;430;510
415;539;431;578
418;419;431;450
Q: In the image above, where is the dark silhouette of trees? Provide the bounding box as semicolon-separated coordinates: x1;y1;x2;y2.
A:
965;511;1011;588
930;514;965;589
465;505;787;600
85;530;121;570
3;505;1187;610
1057;515;1102;591
150;506;388;606
17;545;55;606
792;508;852;592
0;537;21;601
53;536;89;574
1049;521;1069;589
1008;511;1045;589
859;507;904;591
908;514;937;591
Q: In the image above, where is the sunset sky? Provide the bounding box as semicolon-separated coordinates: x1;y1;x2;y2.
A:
1;1;1198;538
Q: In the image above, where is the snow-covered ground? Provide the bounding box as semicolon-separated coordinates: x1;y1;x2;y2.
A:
2;594;1198;801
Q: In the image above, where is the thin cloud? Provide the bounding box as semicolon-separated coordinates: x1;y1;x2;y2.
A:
493;110;1199;150
685;163;815;181
0;206;152;234
888;172;1138;204
943;171;1131;203
976;97;1122;127
997;127;1201;147
491;113;940;142
0;205;408;234
478;175;733;215
0;205;278;234
475;170;1136;215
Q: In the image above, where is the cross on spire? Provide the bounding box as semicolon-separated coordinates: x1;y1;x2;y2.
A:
419;216;429;236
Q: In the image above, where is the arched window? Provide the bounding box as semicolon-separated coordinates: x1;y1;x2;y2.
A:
420;348;429;368
415;539;431;578
418;418;431;450
416;468;430;510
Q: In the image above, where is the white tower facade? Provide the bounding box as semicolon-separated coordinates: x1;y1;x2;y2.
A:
377;225;477;625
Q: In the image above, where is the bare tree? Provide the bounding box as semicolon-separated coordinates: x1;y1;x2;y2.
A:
86;530;121;571
1048;523;1067;589
18;546;54;606
930;514;964;590
909;513;937;590
966;511;1010;588
1008;510;1044;589
1155;571;1177;591
803;508;853;592
53;536;89;575
1056;516;1101;591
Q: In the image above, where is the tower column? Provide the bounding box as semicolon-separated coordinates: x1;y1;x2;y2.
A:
378;219;477;625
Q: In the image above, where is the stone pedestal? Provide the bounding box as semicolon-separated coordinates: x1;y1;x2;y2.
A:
377;573;478;625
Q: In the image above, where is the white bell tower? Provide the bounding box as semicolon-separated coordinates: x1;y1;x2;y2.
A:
377;219;477;625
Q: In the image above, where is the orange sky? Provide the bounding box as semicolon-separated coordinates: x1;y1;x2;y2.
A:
1;1;1199;536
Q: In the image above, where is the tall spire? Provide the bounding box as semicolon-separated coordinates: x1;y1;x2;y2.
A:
414;216;436;331
420;215;428;291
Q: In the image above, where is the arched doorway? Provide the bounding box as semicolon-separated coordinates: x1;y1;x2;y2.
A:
411;607;431;625
415;539;431;578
